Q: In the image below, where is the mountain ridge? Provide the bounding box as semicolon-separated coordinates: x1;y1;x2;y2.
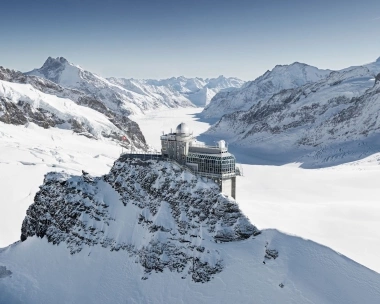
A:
0;68;147;150
201;62;332;119
206;61;380;168
27;57;244;112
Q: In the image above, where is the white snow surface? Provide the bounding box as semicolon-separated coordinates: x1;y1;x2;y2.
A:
1;230;379;304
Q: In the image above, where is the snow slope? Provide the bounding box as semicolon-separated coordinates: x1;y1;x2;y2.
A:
3;107;380;275
1;230;380;304
201;62;331;119
0;79;146;149
1;156;379;304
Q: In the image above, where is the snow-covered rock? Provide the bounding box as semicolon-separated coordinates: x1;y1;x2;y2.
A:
0;79;147;149
201;62;331;119
207;63;380;167
21;158;258;266
0;65;148;150
1;157;380;303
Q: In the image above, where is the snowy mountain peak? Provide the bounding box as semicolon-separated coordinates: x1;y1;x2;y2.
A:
201;62;331;118
27;56;83;87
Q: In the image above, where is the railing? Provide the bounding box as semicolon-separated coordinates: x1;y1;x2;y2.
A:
119;152;163;162
120;152;240;179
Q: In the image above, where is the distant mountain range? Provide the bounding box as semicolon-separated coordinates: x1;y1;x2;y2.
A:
27;57;244;113
203;58;380;167
108;75;244;108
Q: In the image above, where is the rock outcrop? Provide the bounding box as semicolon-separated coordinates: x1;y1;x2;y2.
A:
21;157;259;282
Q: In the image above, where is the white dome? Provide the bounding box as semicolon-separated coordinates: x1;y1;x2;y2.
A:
218;140;226;149
176;122;190;135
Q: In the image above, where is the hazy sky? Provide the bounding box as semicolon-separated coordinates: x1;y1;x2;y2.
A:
1;0;380;80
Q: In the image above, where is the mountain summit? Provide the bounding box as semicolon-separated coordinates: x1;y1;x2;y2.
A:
201;62;331;119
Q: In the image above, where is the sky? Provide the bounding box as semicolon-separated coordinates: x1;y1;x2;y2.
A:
1;0;380;80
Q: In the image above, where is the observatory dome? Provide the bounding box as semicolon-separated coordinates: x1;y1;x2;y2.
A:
176;122;190;135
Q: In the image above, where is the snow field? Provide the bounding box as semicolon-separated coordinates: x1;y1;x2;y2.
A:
1;229;379;304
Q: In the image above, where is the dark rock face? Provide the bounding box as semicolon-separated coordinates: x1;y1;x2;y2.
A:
21;158;260;282
37;57;68;83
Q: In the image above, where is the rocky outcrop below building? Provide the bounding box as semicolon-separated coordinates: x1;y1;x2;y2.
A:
21;157;259;282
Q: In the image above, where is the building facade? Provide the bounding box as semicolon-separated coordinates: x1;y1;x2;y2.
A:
161;123;238;199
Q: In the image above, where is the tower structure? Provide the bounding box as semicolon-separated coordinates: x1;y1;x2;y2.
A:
161;123;238;199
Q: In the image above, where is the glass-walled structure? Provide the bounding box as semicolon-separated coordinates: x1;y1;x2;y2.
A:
186;152;236;176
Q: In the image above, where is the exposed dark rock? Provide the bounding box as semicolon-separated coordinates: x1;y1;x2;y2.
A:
0;266;12;279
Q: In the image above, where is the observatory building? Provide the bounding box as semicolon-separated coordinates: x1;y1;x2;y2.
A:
161;123;238;199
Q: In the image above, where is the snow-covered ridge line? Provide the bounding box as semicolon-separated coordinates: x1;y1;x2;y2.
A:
201;62;332;119
27;57;244;113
